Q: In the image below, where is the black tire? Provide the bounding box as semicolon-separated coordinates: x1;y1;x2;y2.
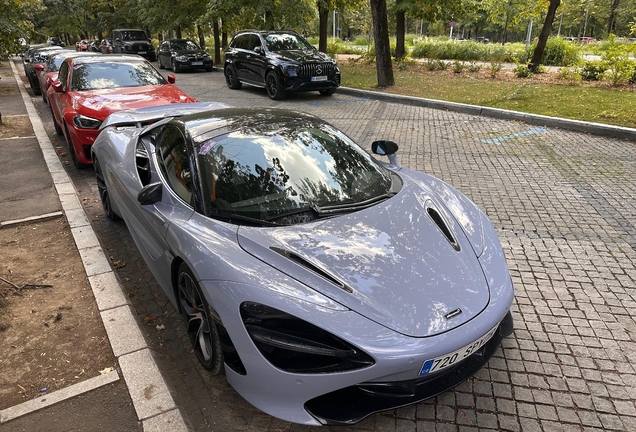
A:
93;157;120;221
64;124;89;169
177;263;223;373
319;88;336;96
171;59;180;73
158;57;164;69
224;65;241;89
205;66;213;72
29;76;41;96
50;105;62;135
265;71;286;100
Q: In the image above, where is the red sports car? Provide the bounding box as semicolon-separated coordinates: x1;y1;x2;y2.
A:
34;51;100;103
48;54;198;168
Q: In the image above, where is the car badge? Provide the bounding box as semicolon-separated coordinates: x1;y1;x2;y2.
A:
315;64;323;75
445;308;463;320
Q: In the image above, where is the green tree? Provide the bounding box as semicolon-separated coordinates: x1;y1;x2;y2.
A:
0;0;42;55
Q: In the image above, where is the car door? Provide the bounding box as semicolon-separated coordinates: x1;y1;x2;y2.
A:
128;125;195;291
49;59;71;129
158;41;170;67
245;34;268;85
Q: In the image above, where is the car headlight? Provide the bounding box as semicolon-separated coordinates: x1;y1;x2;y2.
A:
203;53;211;59
240;302;374;374
73;114;102;129
175;55;189;62
280;63;298;77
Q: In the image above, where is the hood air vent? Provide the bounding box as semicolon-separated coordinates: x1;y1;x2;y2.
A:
270;247;353;293
427;207;461;251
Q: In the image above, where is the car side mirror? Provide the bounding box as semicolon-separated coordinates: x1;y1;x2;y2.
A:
138;182;163;205
34;64;45;71
115;38;120;42
254;46;263;55
372;140;400;167
167;73;176;84
52;81;63;93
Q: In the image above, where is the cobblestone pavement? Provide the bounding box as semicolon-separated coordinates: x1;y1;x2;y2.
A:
36;69;636;431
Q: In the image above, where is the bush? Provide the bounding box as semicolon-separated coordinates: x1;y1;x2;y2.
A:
601;34;636;86
513;64;533;78
557;67;582;81
467;61;482;72
488;61;502;78
452;60;466;73
410;37;525;63
580;60;607;81
423;59;448;70
529;36;581;66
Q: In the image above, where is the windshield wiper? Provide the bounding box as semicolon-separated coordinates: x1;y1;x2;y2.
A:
211;212;282;227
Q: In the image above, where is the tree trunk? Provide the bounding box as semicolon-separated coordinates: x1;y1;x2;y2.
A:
214;20;221;65
395;0;405;58
529;0;561;72
318;0;329;53
370;0;394;87
607;0;621;34
176;26;182;39
197;24;206;48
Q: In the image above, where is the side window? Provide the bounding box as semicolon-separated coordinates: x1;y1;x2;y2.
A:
113;31;119;41
234;35;247;50
248;35;262;51
58;61;70;91
157;126;193;205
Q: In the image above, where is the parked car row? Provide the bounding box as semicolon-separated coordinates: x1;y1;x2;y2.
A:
18;31;514;427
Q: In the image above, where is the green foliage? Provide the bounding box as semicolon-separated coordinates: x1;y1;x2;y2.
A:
580;61;608;81
353;35;370;46
513;64;533;78
467;61;482;72
411;37;525;63
0;0;41;55
600;35;636;86
488;61;502;78
452;60;466;74
557;67;582;82
423;59;448;71
529;37;581;67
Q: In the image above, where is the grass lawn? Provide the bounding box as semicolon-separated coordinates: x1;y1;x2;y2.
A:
338;61;636;129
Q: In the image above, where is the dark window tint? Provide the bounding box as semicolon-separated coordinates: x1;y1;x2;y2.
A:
264;33;313;51
157;126;193;205
170;40;200;51
120;31;147;41
58;61;70;91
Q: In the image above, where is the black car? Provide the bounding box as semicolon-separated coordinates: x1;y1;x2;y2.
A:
21;45;63;95
156;39;213;72
47;36;64;47
111;29;156;61
224;30;340;100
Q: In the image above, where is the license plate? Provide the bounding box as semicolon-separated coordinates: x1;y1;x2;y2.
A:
138;51;146;54
311;76;327;82
192;61;203;66
419;324;499;376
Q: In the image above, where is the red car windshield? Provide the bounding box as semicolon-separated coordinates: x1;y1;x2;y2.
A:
70;61;167;91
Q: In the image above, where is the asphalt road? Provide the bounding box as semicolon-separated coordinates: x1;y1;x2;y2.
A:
34;64;636;431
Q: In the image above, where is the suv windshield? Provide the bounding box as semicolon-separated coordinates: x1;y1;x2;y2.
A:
264;33;313;52
70;60;166;91
197;122;394;225
121;31;147;41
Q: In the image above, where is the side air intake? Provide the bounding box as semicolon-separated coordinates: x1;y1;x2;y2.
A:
427;207;461;251
270;247;353;293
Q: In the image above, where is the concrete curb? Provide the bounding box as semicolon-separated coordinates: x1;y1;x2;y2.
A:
8;59;190;432
337;87;636;142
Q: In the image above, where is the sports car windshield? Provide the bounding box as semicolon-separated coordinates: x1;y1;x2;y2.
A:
197;123;394;225
70;61;167;91
264;34;314;52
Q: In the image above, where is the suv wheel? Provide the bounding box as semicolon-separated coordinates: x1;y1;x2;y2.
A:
158;58;164;69
265;71;286;100
224;65;242;89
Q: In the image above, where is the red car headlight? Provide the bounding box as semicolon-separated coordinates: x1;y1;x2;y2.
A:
73;114;102;129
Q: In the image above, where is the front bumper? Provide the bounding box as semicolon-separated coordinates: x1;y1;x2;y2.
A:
282;74;340;92
66;122;99;164
306;311;514;425
174;58;213;70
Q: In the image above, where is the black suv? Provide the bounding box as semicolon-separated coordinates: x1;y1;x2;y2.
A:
224;30;340;100
111;29;156;61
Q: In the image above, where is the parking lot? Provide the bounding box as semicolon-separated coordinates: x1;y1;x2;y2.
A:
34;67;636;431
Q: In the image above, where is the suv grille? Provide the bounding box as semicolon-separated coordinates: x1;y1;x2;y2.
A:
298;62;335;77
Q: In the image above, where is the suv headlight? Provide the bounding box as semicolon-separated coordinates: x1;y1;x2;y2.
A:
280;63;299;77
73;114;102;129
